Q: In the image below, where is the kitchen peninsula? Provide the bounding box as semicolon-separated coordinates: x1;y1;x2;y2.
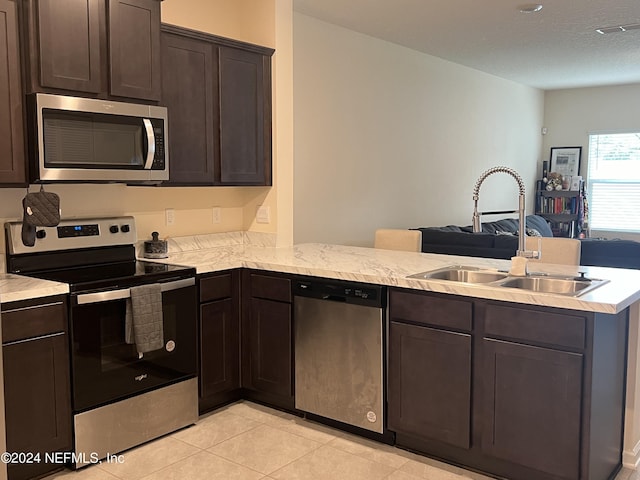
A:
3;241;640;311
1;240;639;480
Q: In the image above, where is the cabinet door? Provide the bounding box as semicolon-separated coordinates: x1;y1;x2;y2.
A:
245;297;292;398
108;0;161;100
200;299;239;398
161;32;217;184
0;0;26;184
4;334;72;480
217;46;272;185
388;321;472;449
482;338;582;480
36;0;103;93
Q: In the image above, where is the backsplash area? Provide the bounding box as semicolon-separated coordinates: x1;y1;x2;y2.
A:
0;182;276;273
136;231;277;258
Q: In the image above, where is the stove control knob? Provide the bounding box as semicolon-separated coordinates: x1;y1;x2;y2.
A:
121;224;131;233
36;229;46;239
109;225;119;234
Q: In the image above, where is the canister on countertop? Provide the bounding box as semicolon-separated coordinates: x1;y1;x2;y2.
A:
144;232;168;258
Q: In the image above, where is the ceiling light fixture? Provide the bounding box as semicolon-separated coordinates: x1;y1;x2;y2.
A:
596;23;640;34
519;4;543;13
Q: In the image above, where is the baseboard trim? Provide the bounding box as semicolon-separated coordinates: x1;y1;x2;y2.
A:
623;439;640;470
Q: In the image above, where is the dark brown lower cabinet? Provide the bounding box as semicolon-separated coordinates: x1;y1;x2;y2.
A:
388;287;628;480
388;321;471;449
198;269;294;413
198;270;241;413
482;338;583;480
242;270;294;410
2;296;71;480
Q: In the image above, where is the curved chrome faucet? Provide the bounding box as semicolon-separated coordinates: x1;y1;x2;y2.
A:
472;166;536;261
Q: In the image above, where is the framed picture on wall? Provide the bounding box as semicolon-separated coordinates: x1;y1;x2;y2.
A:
549;146;581;177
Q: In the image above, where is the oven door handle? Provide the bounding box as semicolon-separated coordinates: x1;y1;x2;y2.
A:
76;278;195;305
159;277;196;292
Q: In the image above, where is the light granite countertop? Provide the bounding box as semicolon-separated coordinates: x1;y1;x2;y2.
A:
0;274;69;304
150;242;640;315
2;242;640;314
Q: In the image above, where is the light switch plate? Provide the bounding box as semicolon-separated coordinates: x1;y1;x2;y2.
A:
165;208;175;226
256;206;270;224
212;207;221;224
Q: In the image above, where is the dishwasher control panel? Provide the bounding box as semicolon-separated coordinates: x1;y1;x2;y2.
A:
293;279;385;307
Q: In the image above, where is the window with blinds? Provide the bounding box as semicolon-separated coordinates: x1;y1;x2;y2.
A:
587;133;640;232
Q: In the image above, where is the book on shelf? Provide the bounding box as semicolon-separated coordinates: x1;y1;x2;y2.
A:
535;195;581;215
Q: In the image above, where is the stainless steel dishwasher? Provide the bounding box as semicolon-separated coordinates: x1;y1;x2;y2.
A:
294;278;386;434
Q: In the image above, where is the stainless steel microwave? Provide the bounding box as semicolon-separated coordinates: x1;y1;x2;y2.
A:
29;93;168;183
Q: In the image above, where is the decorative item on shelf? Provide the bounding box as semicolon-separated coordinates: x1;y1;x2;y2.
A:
550;146;581;177
570;175;583;191
543;172;563;191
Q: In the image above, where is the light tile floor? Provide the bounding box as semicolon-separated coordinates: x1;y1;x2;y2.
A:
44;401;637;480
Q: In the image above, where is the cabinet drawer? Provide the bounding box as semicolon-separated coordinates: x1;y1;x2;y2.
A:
250;274;291;303
200;273;232;303
389;289;472;332
2;299;67;343
484;303;586;350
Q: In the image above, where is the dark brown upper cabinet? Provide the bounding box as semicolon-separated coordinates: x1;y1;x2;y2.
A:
161;30;217;184
108;0;161;100
161;24;274;186
23;0;161;101
0;0;27;185
217;46;271;185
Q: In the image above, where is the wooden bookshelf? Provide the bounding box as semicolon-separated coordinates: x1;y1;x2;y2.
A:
535;189;584;238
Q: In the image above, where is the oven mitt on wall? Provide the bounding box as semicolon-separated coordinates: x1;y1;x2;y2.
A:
21;186;61;247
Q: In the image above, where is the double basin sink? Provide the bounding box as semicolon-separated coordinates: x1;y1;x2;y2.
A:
407;265;608;297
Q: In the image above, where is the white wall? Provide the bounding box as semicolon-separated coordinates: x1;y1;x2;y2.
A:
293;14;544;247
543;83;640;240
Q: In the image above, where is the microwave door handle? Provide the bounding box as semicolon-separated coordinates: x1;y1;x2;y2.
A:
77;288;131;305
143;119;156;169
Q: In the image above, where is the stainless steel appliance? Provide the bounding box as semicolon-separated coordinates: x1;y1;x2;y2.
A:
5;217;197;466
294;278;386;434
29;93;168;183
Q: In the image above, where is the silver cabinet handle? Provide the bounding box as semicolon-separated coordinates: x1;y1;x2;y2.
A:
143;118;156;169
76;278;195;305
2;301;64;314
3;331;66;347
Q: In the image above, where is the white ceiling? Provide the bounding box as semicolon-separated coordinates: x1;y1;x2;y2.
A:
292;0;640;90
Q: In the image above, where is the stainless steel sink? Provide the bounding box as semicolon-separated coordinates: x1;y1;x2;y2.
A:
408;265;508;284
408;265;608;297
499;275;608;297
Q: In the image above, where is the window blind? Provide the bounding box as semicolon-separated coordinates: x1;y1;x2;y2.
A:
588;133;640;232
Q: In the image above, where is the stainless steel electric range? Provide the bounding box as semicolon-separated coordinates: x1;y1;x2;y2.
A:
4;217;198;466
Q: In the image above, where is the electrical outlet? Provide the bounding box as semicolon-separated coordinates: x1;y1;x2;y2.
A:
165;208;175;226
212;207;221;224
256;205;271;224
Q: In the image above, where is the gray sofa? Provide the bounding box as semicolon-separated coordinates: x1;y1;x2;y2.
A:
415;215;640;269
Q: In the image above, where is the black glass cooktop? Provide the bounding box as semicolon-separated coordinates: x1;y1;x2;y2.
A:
8;244;195;292
28;260;194;291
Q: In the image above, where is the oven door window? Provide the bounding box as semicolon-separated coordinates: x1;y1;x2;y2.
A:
70;285;197;412
43;109;146;169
